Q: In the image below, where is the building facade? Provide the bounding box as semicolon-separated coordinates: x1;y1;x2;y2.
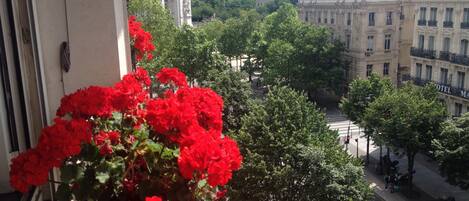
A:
0;0;131;200
298;0;414;85
162;0;192;26
408;0;469;117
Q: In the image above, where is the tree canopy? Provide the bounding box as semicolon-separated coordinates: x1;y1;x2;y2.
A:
228;86;372;201
433;113;469;189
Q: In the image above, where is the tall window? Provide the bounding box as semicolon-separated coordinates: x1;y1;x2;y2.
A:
440;68;449;84
366;65;373;77
464;8;469;23
384;34;391;51
445;8;454;22
368;12;375;26
367;36;374;51
305;11;309;22
324;11;328;23
419;7;427;20
461;39;469;56
318;11;321;23
383;63;390;76
346;34;351;49
418;35;425;49
331;12;335;24
426;65;433;80
430;7;437;21
443;37;451;52
347;12;351;25
386;12;392;25
429;36;435;50
455;103;463;117
416;63;423;79
457;71;465;89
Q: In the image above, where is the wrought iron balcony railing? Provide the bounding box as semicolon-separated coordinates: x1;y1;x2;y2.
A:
402;75;469;100
411;47;436;59
461;22;469;29
418;19;427;26
452;54;469;66
443;21;453;28
428;20;437;27
439;51;451;61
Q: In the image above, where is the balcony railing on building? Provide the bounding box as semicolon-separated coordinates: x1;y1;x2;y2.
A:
461;22;469;29
411;47;436;59
443;21;453;28
438;51;469;66
418;19;426;26
402;75;469;100
428;20;437;27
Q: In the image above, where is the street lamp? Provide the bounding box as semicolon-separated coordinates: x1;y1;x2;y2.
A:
355;138;359;158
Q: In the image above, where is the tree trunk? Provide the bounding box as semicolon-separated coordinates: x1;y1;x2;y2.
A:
379;146;383;174
407;151;416;190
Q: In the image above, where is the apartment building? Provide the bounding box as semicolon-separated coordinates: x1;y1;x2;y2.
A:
298;0;414;85
161;0;192;26
408;1;469;117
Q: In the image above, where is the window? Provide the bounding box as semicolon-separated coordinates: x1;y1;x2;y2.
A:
443;37;451;52
369;12;375;26
457;71;465;88
366;65;373;77
461;39;469;56
426;65;433;80
416;63;423;79
367;36;374;52
346;34;351;49
383;63;390;76
430;7;437;21
305;11;309;22
429;36;435;50
386;12;392;25
418;35;425;49
325;11;328;23
464;8;469;23
419;7;427;20
445;8;453;22
347;12;351;25
331;12;335;24
440;68;449;84
455;103;463;117
318;11;321;23
384;34;391;51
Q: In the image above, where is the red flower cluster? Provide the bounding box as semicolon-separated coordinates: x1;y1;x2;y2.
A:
146;196;162;201
10;67;242;200
128;16;155;61
10;119;92;192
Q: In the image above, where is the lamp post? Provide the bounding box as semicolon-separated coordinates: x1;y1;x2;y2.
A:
355;138;359;158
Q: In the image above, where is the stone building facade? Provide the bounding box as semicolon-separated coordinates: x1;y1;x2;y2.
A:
408;0;469;117
298;0;414;85
162;0;192;26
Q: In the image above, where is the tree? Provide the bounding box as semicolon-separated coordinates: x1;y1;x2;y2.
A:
200;69;252;132
433;113;469;190
363;84;447;188
228;86;372;201
167;25;228;82
259;4;347;96
128;0;178;70
340;74;393;164
195;19;226;42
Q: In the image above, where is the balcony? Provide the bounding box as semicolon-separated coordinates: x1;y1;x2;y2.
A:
439;51;451;61
411;47;436;59
428;20;437;27
403;76;469;100
461;22;469;29
418;19;426;26
452;54;469;66
443;21;453;28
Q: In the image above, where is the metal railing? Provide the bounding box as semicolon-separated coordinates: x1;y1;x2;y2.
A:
428;20;437;27
410;47;436;59
461;22;469;29
418;19;427;26
402;75;469;100
443;21;453;28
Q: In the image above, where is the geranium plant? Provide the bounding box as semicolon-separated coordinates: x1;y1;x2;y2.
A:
9;67;242;201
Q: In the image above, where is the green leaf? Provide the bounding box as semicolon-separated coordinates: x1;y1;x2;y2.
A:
161;147;176;160
146;140;163;153
60;164;83;183
56;183;72;201
80;143;99;161
96;172;110;184
197;179;207;188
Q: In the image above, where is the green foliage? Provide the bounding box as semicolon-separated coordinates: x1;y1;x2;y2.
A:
192;0;257;22
363;83;447;184
195;19;226;42
340;74;393;126
228;86;372;201
433;113;469;189
258;4;347;95
167;25;228;82
128;0;178;70
200;70;252;132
